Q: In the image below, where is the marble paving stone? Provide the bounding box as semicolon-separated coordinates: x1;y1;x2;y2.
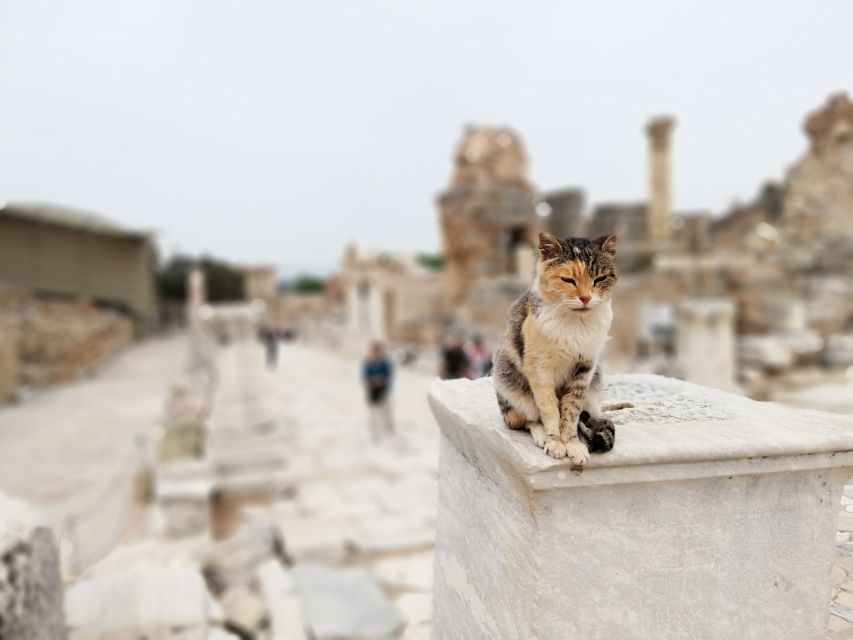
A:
256;559;308;640
371;551;434;593
65;563;220;636
395;592;432;627
346;519;434;558
278;516;355;563
220;584;266;631
291;562;405;640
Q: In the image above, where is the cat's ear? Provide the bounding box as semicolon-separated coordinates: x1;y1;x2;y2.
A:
539;232;564;261
596;234;617;255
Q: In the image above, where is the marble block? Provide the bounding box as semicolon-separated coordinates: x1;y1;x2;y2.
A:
428;374;853;640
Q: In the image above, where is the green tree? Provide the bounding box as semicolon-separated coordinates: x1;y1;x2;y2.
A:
157;254;245;302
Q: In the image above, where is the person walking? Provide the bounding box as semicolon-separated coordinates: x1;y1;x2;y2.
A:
440;336;470;380
361;341;395;441
466;334;492;378
260;326;279;370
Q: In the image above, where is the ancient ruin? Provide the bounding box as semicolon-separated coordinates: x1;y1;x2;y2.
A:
438;126;540;302
646;115;676;243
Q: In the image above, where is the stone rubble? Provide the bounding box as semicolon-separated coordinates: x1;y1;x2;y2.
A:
0;493;66;640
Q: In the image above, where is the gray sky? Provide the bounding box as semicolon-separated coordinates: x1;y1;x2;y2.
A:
1;1;851;276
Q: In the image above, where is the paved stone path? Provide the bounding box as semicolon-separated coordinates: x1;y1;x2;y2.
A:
259;342;439;638
0;334;186;568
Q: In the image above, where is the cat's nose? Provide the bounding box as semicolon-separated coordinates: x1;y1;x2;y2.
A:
579;295;592;305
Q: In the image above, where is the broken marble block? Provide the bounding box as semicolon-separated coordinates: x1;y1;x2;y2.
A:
0;493;65;640
429;374;853;640
156;461;213;538
291;562;405;640
65;562;222;638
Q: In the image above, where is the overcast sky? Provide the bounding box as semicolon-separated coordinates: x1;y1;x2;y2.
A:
1;1;851;276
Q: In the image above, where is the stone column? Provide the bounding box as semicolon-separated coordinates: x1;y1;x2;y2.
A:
0;493;66;639
646;116;675;243
428;375;853;639
675;298;738;392
186;267;208;372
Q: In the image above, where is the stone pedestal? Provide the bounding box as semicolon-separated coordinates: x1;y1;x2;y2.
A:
675;298;738;392
428;375;853;640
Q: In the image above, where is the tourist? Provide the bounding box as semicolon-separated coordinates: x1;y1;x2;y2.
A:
440;336;470;379
361;341;395;440
466;334;492;378
260;326;279;370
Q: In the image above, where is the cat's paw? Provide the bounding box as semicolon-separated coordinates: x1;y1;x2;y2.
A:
529;423;547;448
543;437;567;459
564;437;590;466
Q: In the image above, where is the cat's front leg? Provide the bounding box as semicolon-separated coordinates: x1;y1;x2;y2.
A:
558;362;595;466
527;377;566;459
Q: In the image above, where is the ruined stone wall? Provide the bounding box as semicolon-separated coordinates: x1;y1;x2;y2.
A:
782;93;853;249
387;273;446;345
0;310;19;404
439;126;540;303
0;288;134;391
439;186;539;301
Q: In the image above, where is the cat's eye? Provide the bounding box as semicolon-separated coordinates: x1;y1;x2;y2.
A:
561;277;576;285
593;274;612;285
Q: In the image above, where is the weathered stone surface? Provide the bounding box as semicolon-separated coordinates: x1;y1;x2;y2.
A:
439;126;539;304
429;375;853;640
159;379;210;462
345;524;433;558
155;462;213;539
646;115;675;243
256;559;308;640
278;515;353;564
0;493;65;640
2;291;134;388
675;298;738;391
394;592;432;628
65;562;221;637
450;126;530;190
371;551;434;593
205;522;284;586
220;584;266;631
291;562;405;640
0;307;19;405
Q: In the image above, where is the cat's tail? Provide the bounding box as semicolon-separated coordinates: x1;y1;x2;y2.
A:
603;402;634;412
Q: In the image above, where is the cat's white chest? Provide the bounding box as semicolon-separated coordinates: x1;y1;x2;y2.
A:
536;303;612;363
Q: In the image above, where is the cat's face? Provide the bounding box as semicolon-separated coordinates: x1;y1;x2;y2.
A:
536;233;618;312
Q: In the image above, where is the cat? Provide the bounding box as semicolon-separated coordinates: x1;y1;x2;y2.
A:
493;232;618;465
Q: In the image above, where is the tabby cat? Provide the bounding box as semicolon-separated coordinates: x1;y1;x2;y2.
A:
493;232;618;465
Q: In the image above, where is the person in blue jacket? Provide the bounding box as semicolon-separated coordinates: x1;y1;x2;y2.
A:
361;341;395;441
